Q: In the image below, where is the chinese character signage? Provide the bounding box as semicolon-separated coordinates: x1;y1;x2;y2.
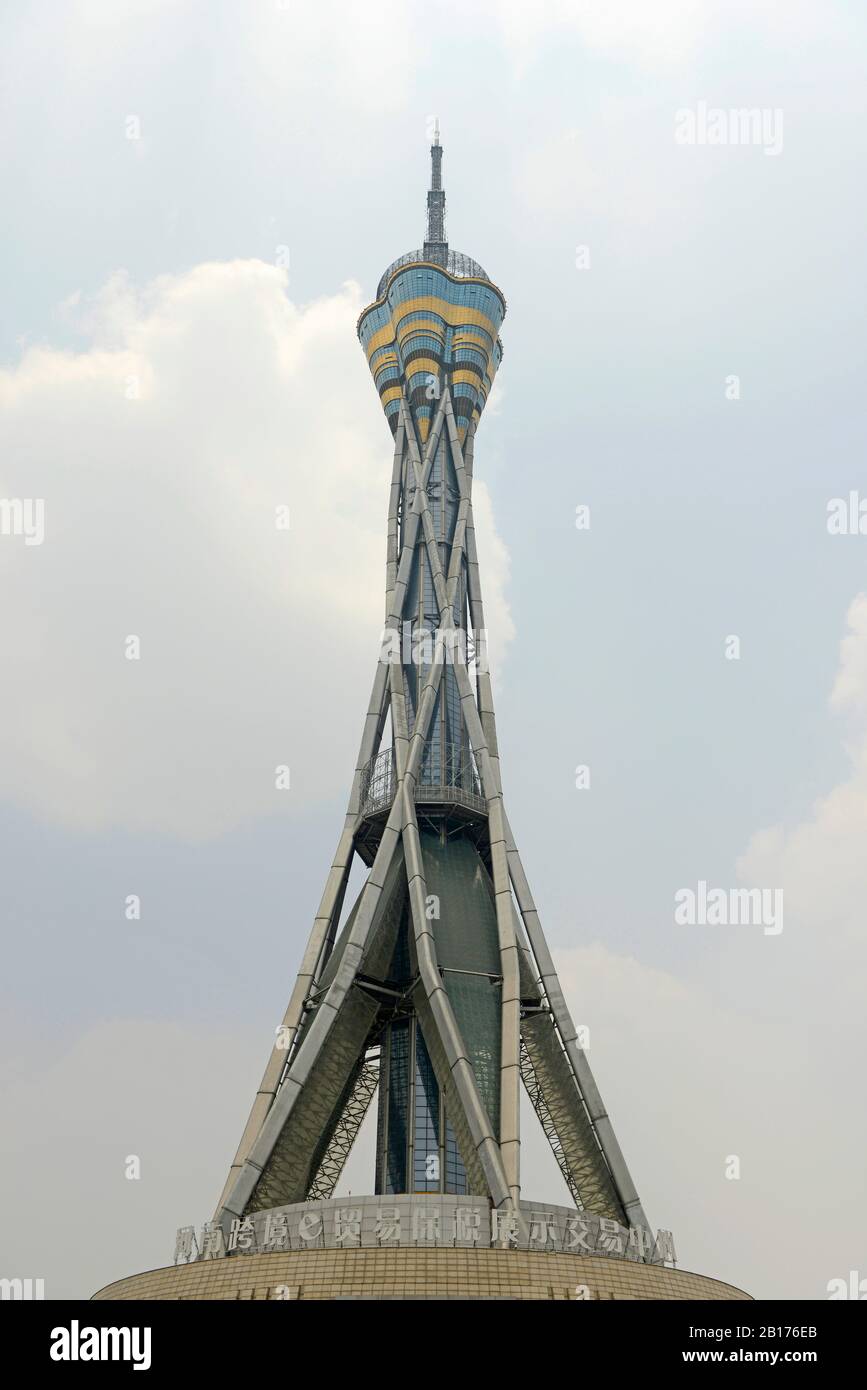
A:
174;1198;676;1268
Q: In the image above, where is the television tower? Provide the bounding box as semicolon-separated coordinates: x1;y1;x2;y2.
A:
213;136;649;1235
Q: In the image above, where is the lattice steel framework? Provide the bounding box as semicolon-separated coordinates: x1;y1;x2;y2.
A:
520;1037;582;1208
307;1058;380;1201
214;138;651;1241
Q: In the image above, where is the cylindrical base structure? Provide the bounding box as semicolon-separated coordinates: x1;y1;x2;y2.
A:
93;1249;751;1301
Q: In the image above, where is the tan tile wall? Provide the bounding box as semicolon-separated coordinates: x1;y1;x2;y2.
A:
93;1250;751;1301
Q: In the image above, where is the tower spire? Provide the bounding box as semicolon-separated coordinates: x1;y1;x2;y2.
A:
424;121;447;264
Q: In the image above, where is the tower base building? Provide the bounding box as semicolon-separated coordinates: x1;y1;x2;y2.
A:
93;1197;751;1302
93;1249;750;1302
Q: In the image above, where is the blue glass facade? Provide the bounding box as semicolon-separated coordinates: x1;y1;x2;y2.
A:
384;1020;409;1194
376;906;470;1197
412;1030;440;1192
378;1015;470;1197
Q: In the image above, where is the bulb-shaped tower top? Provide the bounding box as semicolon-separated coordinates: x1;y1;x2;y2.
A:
358;132;506;441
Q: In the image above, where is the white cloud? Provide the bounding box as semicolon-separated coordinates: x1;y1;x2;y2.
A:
830;591;867;716
486;0;707;67
0;1016;261;1299
537;598;867;1298
551;938;865;1299
738;594;867;973
478;0;856;70
245;1;414;114
0;261;513;839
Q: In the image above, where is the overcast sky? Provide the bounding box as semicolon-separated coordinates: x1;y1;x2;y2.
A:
1;0;866;1301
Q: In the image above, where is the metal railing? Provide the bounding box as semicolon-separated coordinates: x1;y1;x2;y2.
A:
359;744;485;819
359;747;398;816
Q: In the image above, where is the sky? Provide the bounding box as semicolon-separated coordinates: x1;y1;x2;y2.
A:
1;0;866;1301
